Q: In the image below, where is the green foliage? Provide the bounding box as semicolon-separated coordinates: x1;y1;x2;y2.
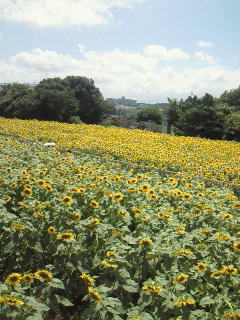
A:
224;112;240;141
0;83;37;119
137;107;162;124
219;86;240;109
0;134;239;320
167;90;240;141
177;106;224;139
65;76;112;124
0;76;114;125
35;78;79;122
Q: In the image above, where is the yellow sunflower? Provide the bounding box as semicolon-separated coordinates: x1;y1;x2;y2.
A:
139;238;153;246
90;200;99;208
88;287;102;303
56;232;75;241
34;270;53;282
196;262;207;272
61;196;73;206
81;273;94;287
47;226;56;234
5;273;22;286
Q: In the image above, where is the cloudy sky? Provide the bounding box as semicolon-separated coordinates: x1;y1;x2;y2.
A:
0;0;239;102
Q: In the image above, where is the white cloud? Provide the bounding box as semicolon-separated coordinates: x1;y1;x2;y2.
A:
195;51;215;64
2;45;240;102
11;49;82;72
197;40;214;47
144;45;189;60
0;0;144;27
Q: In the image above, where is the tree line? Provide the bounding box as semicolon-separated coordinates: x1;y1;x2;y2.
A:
0;75;239;141
167;88;240;141
0;76;115;124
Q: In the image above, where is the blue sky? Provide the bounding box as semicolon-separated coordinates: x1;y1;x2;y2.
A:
0;0;239;102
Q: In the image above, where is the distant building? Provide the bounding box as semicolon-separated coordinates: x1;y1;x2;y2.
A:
107;96;137;106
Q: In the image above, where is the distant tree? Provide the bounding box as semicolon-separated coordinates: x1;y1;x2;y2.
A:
35;78;79;122
101;100;116;118
167;98;180;126
137;107;162;124
0;76;114;124
202;93;214;107
224;112;240;141
177;105;224;139
219;86;240;109
0;83;37;119
65;76;106;124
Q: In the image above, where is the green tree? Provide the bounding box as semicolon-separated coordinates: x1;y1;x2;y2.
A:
167;98;181;126
202;93;214;107
224;112;240;141
0;83;37;119
137;107;162;124
177;105;224;139
35;78;79;122
101;100;116;118
65;76;106;124
219;86;240;109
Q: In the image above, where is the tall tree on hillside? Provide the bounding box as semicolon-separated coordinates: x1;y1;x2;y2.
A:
0;83;37;119
65;76;107;124
177;104;224;139
219;86;240;109
34;78;79;122
224;112;240;141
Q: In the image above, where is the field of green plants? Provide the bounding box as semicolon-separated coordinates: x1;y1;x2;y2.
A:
0;125;240;319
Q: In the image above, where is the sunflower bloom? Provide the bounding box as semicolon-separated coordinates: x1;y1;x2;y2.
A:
34;270;53;282
105;250;117;257
175;226;185;232
91;218;99;225
174;299;195;307
5;273;22;286
0;297;24;305
173;274;189;284
61;196;73;206
100;260;118;269
140;184;149;192
183;193;192;200
47;226;56;234
223;312;240;319
113;193;124;201
56;232;75;241
215;232;231;241
210;271;223;279
142;285;162;293
72;213;81;221
232;241;240;252
22;274;33;284
36;180;46;187
88;287;102;303
11;223;25;230
219;213;233;220
90;200;99;208
139;238;153;246
81;273;94;287
174;250;193;256
221;266;238;275
22;187;32;197
196;262;207;272
3;196;11;203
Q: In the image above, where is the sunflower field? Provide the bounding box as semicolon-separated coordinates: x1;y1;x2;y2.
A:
0;118;240;320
